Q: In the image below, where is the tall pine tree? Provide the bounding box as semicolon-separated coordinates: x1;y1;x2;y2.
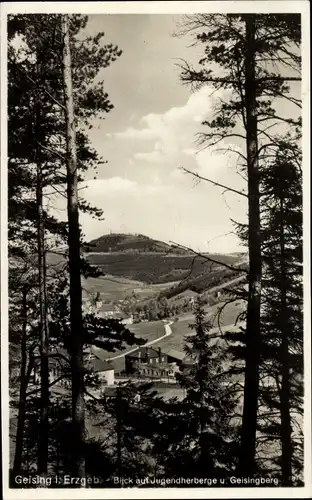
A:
177;13;301;474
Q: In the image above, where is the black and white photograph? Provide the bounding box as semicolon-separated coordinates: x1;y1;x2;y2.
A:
1;1;310;498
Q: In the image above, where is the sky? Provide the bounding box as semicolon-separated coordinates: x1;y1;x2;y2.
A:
54;14;249;253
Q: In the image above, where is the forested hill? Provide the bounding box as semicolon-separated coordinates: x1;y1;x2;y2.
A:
81;233;246;285
84;233;188;254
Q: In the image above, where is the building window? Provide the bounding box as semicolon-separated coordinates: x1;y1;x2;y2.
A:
161;357;165;362
149;359;153;364
155;358;159;363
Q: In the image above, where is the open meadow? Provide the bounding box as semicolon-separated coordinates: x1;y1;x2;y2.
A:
155;299;246;352
81;274;175;302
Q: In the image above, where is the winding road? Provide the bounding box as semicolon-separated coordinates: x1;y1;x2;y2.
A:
105;320;173;361
103;274;247;364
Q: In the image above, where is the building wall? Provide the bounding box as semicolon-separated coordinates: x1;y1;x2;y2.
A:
125;351;168;373
144;353;167;365
122;316;133;325
99;311;114;318
99;369;114;386
137;363;179;382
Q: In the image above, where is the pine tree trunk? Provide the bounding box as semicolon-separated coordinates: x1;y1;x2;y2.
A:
36;115;50;475
116;387;123;481
238;15;262;476
13;286;28;474
62;14;86;479
198;366;206;476
279;191;293;485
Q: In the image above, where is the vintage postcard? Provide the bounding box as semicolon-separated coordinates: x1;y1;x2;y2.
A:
1;1;310;499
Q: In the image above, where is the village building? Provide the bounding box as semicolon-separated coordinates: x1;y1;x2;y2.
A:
119;312;134;325
125;346;186;382
82;297;133;324
173;289;200;301
163;348;187;365
126;346;164;373
94;302;121;319
31;348;115;390
86;356;115;386
137;362;179;383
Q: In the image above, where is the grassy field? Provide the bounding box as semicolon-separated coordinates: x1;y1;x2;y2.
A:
81;274;176;302
129;320;166;339
104;300;246;366
155;299;246;353
46;246;244;304
205;299;245;327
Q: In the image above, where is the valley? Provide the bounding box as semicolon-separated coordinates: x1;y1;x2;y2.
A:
77;234;247;380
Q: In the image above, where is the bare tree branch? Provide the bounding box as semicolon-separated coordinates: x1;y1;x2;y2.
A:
170;241;248;274
181;167;248;198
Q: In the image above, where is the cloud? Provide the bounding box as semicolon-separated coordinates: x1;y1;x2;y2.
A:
133;151;165;163
81;177;171;197
114;86;229;164
195;144;244;177
48;171;246;254
81;177;138;194
48;86;246;253
114;127;157;141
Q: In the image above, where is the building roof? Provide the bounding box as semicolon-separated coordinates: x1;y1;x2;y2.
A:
126;346;161;360
174;289;200;300
86;356;114;372
161;348;186;361
33;348;114;374
98;303;119;313
126;347;186;362
114;311;130;320
87;348;115;371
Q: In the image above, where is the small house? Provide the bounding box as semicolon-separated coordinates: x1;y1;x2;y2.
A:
97;303;121;319
137;362;179;383
125;346;167;374
86;356;115;386
124;346;186;382
121;313;134;325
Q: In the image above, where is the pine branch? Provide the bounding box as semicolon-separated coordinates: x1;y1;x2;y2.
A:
257;115;300;126
36;141;66;162
11;59;66;111
26;374;66;397
198;132;247;147
215;296;245;338
84;388;102;402
180;167;248;198
261;88;301;108
169;241;249;274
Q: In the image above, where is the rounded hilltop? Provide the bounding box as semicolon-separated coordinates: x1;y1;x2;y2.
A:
83;232;189;255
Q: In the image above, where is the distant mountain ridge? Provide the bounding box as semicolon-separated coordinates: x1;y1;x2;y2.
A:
85;233;189;254
40;233;247;302
82;233;247;288
85;232;244;257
